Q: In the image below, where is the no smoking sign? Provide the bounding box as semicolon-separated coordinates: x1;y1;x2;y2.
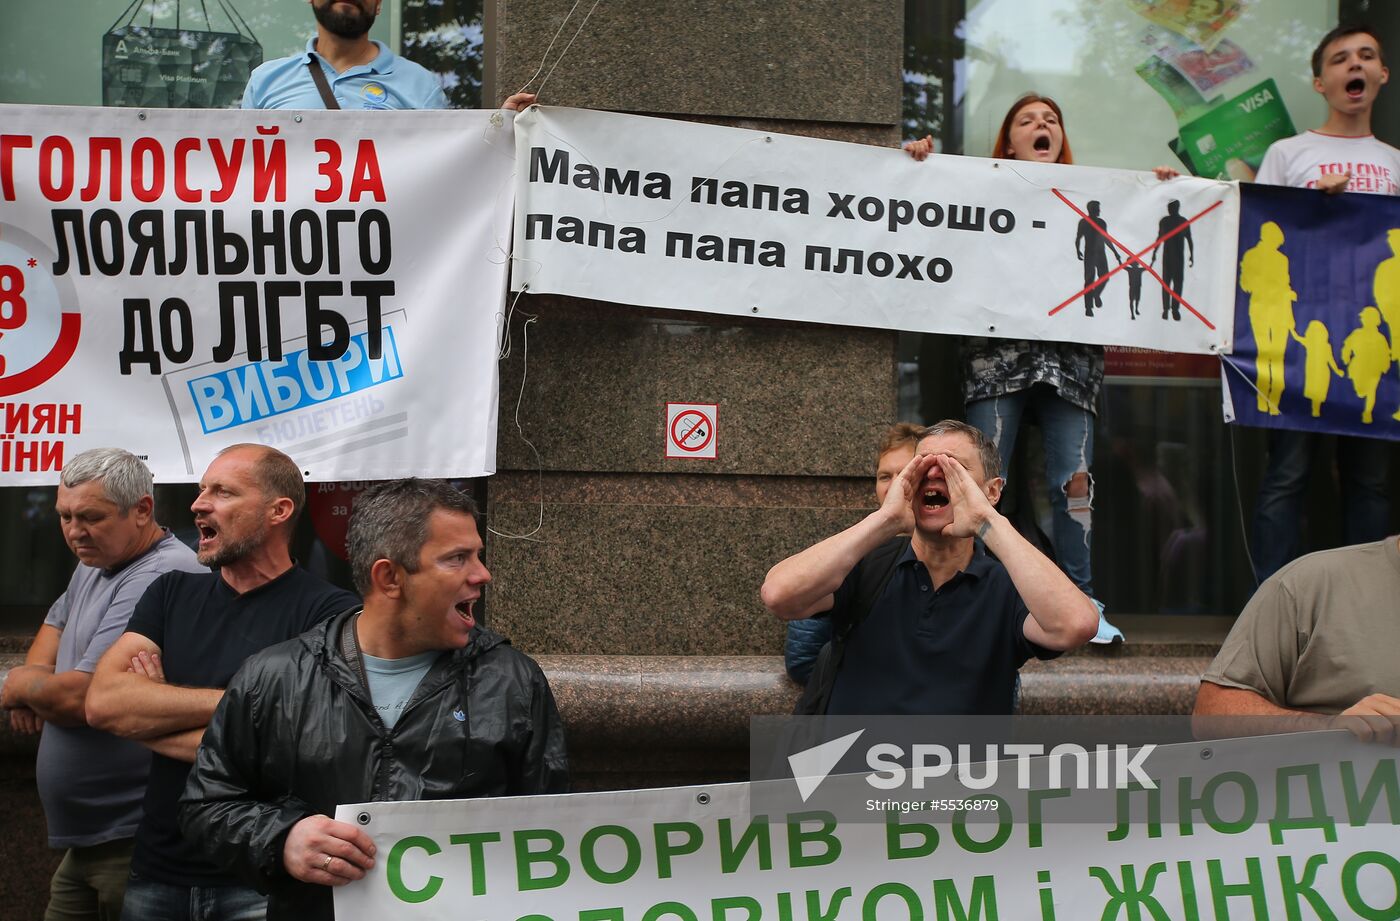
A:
665;402;719;459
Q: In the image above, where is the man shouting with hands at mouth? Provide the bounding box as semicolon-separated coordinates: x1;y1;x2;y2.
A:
762;420;1098;715
179;478;568;921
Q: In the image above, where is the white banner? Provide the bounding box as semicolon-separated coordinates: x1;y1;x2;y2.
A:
334;733;1398;920
0;105;513;484
513;107;1239;356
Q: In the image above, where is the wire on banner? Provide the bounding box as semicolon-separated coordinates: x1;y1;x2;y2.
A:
533;0;604;103
490;287;547;542
514;0;602;102
1218;353;1266;585
1227;422;1259;587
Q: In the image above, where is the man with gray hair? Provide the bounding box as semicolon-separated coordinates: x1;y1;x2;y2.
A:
763;419;1099;715
87;443;358;921
179;477;568;921
1;448;203;921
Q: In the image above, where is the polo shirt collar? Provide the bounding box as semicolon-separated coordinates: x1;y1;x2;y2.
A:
304;37;396;75
897;538;994;581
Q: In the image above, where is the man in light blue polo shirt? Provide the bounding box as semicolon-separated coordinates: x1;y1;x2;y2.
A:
242;0;448;110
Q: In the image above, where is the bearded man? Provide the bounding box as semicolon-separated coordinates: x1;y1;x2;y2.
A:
241;0;449;110
87;444;358;921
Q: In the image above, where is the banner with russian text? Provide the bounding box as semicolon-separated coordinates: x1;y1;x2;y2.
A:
512;106;1239;355
333;732;1398;921
1223;182;1400;441
0;105;512;483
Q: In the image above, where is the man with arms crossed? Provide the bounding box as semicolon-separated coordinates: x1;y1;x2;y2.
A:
86;444;358;921
2;449;203;921
762;420;1098;715
179;478;568;921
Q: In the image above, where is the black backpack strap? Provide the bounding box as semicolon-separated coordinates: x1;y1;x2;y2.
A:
837;535;909;641
338;610;367;689
307;58;341;109
792;536;909;715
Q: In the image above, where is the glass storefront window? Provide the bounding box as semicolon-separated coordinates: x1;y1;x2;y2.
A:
901;0;1400;617
0;1;482;109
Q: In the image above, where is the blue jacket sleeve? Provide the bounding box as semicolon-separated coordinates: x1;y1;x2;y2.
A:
784;616;833;686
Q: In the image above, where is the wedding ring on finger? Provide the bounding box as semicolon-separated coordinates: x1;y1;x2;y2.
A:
321;854;333;871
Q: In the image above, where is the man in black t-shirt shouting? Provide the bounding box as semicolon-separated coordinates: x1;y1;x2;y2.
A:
762;420;1099;715
87;444;358;921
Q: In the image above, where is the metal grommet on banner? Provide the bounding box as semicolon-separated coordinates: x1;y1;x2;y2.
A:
1199;748;1213;760
357;811;371;825
295;115;303;123
696;792;711;806
137;111;147;121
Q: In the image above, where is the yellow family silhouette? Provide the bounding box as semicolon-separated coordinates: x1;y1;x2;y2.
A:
1239;221;1400;424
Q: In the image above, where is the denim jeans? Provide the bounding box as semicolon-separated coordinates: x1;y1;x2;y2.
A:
1251;429;1391;583
120;873;266;921
966;386;1095;595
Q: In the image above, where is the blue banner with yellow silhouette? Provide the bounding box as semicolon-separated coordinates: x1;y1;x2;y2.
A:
1224;182;1400;441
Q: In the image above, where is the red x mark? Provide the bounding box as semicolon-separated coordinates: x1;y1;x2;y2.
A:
1048;189;1223;330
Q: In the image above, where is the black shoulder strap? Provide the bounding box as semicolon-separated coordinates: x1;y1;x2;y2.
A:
338;610;367;689
838;535;909;641
792;536;909;715
307;59;340;109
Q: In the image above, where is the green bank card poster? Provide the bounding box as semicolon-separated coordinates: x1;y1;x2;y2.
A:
1178;79;1296;180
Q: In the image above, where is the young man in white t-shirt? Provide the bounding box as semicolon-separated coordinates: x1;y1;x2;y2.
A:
1250;23;1397;584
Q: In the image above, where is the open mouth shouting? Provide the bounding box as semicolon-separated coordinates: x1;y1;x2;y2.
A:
921;486;950;510
1346;77;1367;100
454;597;478;629
195;518;219;551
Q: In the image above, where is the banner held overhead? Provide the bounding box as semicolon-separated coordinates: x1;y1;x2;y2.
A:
512;106;1239;355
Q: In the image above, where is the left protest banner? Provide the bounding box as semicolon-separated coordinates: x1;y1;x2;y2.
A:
512;106;1239;355
0;105;513;483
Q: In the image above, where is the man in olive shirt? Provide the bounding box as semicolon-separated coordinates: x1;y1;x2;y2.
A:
1195;537;1400;743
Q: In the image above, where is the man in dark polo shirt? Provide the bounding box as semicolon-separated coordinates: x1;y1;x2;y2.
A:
87;444;358;921
761;419;1099;714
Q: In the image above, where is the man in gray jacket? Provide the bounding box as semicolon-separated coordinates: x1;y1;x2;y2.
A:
179;478;568;921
